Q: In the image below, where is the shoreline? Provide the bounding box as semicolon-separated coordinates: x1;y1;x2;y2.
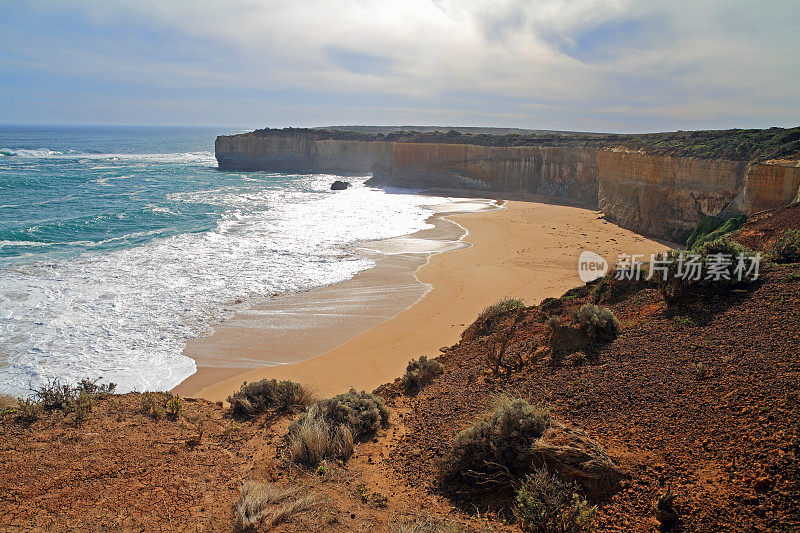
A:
171;198;498;397
173;199;669;401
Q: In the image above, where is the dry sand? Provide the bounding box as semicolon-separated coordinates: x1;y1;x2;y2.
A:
174;199;669;401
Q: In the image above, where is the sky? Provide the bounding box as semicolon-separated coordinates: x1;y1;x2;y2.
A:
1;0;798;133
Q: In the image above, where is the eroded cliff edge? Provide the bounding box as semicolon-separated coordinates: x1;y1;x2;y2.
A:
215;131;800;240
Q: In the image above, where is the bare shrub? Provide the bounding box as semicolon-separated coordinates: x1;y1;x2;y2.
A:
514;467;596;533
233;481;321;532
33;379;77;411
574;304;619;343
401;356;444;395
439;397;551;488
227;379;313;419
76;378;116;398
16;398;40;423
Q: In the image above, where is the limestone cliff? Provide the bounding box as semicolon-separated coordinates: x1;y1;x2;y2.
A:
215;132;800;240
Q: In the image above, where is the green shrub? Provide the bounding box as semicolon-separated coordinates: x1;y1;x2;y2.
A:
686;216;724;249
514;467;596;533
287;389;389;465
32;377;116;413
165;395;183;420
439;397;551;487
304;389;389;439
574;304;619;343
140;393;165;419
656;240;759;305
769;230;800;263
686;215;747;250
227;379;313;419
694;235;752;258
401;356;444;395
73;389;93;425
478;297;525;322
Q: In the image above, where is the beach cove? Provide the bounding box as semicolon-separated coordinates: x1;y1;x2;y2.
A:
174;198;670;401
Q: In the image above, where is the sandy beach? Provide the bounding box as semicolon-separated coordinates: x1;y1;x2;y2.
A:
174;199;669;401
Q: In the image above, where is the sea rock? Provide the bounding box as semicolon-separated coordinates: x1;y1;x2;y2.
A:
331;180;351;190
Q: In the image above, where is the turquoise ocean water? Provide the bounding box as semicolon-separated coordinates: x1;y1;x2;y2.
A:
0;125;447;396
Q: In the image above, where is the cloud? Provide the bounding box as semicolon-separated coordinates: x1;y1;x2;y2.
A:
1;0;798;130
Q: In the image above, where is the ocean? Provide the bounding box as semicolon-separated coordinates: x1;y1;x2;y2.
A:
0;125;449;397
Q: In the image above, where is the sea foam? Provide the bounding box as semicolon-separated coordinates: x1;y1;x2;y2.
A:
0;172;449;397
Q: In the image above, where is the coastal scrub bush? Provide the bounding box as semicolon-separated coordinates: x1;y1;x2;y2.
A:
227;379;314;419
165;395;183;420
287;389;389;465
439;397;551;488
140;393;165;419
656;239;759;306
76;378;116;398
463;297;526;341
15;398;41;423
514;467;596;533
233;481;321;532
768;229;800;263
32;377;116;414
401;356;444;395
478;297;526;322
694;235;753;258
307;389;389;439
34;379;77;411
686;215;747;250
574;304;619;343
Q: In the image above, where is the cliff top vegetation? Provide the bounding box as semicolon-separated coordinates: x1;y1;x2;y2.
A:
243;126;800;162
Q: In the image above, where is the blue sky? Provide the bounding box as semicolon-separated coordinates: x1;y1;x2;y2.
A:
1;0;798;132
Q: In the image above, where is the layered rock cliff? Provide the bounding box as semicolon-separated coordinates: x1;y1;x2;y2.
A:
216;132;800;240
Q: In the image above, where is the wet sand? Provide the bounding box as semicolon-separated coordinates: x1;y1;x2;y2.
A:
173;199;669;401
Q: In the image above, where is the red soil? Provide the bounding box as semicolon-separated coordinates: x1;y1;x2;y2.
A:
1;266;798;532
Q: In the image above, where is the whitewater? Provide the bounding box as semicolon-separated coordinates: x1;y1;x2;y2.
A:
0;125;450;397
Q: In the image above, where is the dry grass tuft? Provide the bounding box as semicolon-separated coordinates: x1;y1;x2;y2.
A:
389;516;469;532
287;405;354;466
233;481;321;531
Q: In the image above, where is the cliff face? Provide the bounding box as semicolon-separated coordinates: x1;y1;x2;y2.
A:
216;133;800;239
596;150;749;237
215;134;392;174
